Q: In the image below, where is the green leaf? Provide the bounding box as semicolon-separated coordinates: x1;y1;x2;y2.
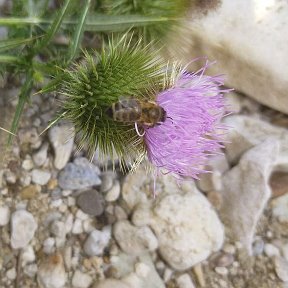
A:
67;0;91;62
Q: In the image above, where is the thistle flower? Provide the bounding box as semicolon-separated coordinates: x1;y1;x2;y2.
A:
143;62;229;179
58;36;170;170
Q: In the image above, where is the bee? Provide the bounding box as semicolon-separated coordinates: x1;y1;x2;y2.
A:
106;97;167;127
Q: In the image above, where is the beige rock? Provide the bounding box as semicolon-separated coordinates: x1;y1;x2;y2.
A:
166;0;288;114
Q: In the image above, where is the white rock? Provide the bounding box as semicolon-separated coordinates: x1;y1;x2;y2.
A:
135;262;150;278
51;221;66;248
32;169;51;185
82;218;95;233
215;267;228;276
22;157;34;170
33;143;49;166
114;205;128;221
0;205;10;226
274;256;288;282
176;274;196;288
264;243;280;257
6;267;16;280
105;180;121;202
114;220;158;256
149;191;224;270
75;209;90;220
271;194;288;223
22;245;36;265
11;210;37;249
163;268;173;283
223;115;288;166
64;213;74;234
109;253;165;288
72;270;93;288
220;140;278;254
37;253;66;288
72;219;83;234
4;170;16;184
48;124;75;170
84;226;111;256
43;237;56;254
166;0;288;114
24;264;38;278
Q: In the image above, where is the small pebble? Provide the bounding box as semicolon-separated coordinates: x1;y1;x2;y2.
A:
58;157;101;190
105;180;121;202
6;267;17;280
20;185;40;200
72;218;83;234
32;143;49;166
31;169;51;185
163;268;173;283
213;253;234;267
100;171;116;192
24;264;38;278
77;190;104;216
84;226;111;256
43;238;56;254
176;274;196;288
48;124;75;170
222;244;236;255
22;158;34;171
64;213;74;234
11;210;38;249
72;270;93;288
264;243;280;257
0;205;10;226
135;262;150;278
22;245;36;265
215;267;228;276
37;253;67;288
4;170;16;184
252;238;265;256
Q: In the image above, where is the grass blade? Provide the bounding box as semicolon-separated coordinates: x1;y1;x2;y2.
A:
0;55;24;65
67;0;91;62
34;0;73;53
8;69;34;144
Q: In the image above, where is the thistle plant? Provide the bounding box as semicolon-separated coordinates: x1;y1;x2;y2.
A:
57;38;229;177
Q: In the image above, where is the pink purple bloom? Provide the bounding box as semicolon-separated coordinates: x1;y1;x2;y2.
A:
144;62;229;179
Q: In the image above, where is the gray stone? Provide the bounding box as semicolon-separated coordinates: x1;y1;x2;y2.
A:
11;210;37;249
32;143;49;167
77;190;104;216
100;171;116;192
48;124;75;170
31;169;51;185
176;274;196;288
58;157;101;190
220;140;278;254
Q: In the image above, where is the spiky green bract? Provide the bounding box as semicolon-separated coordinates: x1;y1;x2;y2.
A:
100;0;189;43
59;36;169;170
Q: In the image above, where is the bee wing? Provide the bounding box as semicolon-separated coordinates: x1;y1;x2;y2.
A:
118;96;140;109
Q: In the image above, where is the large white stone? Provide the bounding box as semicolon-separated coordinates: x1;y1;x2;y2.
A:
220;140;278;254
149;190;224;270
166;0;288;114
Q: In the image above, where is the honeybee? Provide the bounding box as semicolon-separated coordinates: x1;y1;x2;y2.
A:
106;97;167;127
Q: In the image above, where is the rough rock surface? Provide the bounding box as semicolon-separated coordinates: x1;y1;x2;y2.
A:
166;0;288;114
220;140;278;253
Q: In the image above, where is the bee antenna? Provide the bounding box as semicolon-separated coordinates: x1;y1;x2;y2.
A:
134;122;145;137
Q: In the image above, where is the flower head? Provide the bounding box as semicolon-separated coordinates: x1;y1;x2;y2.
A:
144;62;229;179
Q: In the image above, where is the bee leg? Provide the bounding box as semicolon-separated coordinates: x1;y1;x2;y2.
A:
134;122;145;137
